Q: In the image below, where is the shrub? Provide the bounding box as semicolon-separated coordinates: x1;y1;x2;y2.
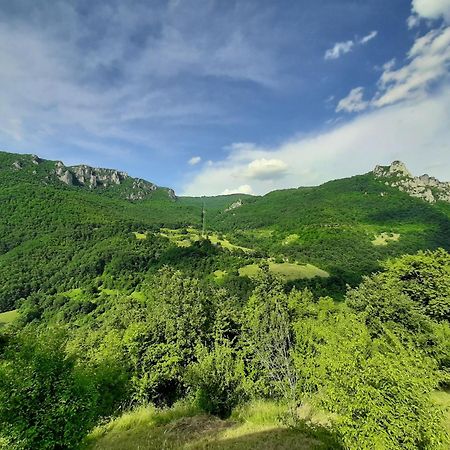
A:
294;308;448;450
187;343;245;418
0;329;99;450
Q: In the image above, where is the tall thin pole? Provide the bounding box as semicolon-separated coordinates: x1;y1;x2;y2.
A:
201;201;206;236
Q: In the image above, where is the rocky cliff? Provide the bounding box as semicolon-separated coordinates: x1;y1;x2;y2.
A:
7;152;175;201
373;161;450;203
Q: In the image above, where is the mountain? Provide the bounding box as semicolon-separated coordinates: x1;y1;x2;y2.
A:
1;151;175;201
0;150;449;311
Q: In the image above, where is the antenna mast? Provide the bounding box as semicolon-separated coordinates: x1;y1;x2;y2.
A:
201;200;206;236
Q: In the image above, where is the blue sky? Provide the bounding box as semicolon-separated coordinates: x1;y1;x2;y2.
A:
0;0;449;195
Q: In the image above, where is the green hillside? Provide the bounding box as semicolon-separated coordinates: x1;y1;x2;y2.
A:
1;151;449;311
0;151;449;449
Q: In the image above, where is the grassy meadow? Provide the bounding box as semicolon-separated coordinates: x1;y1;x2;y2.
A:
85;401;331;450
0;309;18;327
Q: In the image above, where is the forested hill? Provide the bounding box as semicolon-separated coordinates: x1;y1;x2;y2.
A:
1;150;450;450
0;150;449;311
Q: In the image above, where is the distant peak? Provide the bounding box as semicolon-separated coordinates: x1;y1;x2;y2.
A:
373;161;450;204
373;161;411;178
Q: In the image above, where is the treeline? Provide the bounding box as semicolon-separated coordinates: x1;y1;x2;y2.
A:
0;249;449;449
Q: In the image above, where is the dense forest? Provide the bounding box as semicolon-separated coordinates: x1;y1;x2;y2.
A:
0;152;449;449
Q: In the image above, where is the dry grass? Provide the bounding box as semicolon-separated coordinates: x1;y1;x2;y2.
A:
85;400;326;450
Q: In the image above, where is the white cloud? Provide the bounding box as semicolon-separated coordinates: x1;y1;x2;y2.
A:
188;156;202;165
0;1;285;162
324;30;378;60
412;0;450;22
336;87;369;113
382;59;396;71
360;30;378;44
222;184;254;195
336;27;450;111
324;40;354;60
182;88;450;196
373;27;450;107
407;14;421;29
246;158;288;180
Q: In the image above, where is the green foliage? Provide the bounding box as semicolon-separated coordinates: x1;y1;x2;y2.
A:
187;343;245;418
381;248;450;321
347;249;450;373
292;304;448;450
2;150;450;448
0;329;99;450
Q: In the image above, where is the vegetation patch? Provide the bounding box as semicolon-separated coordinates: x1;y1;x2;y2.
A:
432;390;450;434
133;232;147;240
371;232;400;246
86;400;324;450
0;309;18;327
239;262;329;281
213;270;227;280
159;228;253;253
282;234;300;246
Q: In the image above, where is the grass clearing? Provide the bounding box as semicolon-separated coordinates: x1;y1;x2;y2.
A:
213;270;227;280
282;234;300;246
85;400;325;450
133;232;147;240
0;309;18;327
371;232;400;246
159;228;253;253
239;262;329;281
432;390;450;433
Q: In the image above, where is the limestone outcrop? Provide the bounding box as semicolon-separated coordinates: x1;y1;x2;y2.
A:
373;161;450;203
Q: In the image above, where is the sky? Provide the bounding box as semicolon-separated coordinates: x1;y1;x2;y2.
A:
0;0;449;196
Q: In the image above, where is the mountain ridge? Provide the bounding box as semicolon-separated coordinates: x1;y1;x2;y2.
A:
2;151;176;201
3;150;450;205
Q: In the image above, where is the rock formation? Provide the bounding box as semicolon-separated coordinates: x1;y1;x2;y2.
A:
225;199;243;212
373;161;450;203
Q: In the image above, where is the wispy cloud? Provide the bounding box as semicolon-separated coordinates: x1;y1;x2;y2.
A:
360;30;378;44
324;41;354;60
188;156;202;166
336;26;450;112
336;87;368;113
324;30;378;60
0;1;284;161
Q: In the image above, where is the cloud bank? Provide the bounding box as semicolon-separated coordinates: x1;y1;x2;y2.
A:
182;86;450;196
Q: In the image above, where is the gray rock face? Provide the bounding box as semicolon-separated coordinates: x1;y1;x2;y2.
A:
167;188;177;200
51;159;162;201
125;178;158;200
61;170;74;186
225;199;243;212
373;161;450;203
61;164;129;189
31;155;41;165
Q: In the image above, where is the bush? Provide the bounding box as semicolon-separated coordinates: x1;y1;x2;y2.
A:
187;343;245;418
293;307;448;450
0;329;99;450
